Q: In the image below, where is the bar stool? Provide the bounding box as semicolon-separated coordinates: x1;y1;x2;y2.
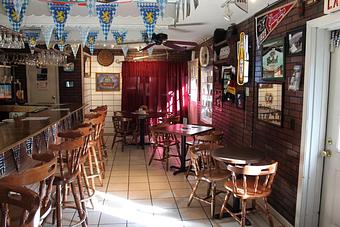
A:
90;106;108;158
49;137;88;227
0;152;57;225
58;125;95;209
0;184;41;227
84;113;106;188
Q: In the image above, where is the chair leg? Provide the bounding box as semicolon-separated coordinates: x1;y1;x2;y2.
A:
81;164;94;209
56;185;62;227
148;146;157;166
210;182;216;219
207;182;212;197
165;147;169;171
185;160;192;178
70;182;86;227
91;146;103;186
263;197;274;227
96;140;105;178
87;148;96;190
77;174;88;225
241;199;247;227
111;133;117;149
220;191;231;219
188;179;200;206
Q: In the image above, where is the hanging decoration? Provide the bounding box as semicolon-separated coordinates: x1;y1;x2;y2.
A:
2;0;29;32
13;0;24;15
87;0;96;16
79;26;90;47
122;45;129;57
112;30;127;45
0;153;5;175
55;31;69;52
41;25;54;49
137;2;160;40
86;31;99;55
330;30;340;52
25;137;33;156
235;0;248;13
237;32;249;85
186;0;190;17
193;0;199;9
70;43;80;58
140;30;149;43
24;30;40;54
147;46;154;56
96;3;118;41
255;1;296;48
156;0;167;19
48;3;71;40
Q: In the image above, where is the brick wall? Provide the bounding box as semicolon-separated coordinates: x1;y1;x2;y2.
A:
194;1;324;224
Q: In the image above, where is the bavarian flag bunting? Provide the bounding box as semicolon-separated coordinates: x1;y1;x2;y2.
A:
96;3;118;41
55;31;69;52
86;31;99;55
24;30;40;54
137;2;160;40
2;0;29;32
156;0;167;19
48;3;71;40
112;30;127;45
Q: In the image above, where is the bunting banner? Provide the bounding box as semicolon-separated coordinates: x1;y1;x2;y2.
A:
147;46;154;56
41;25;54;49
137;2;160;39
141;30;149;42
48;3;71;40
122;45;128;57
2;0;29;32
235;0;248;13
156;0;167;19
55;31;69;52
112;30;127;45
0;154;5;175
96;3;118;41
25;137;33;155
255;1;296;48
24;30;40;54
70;43;80;58
78;26;90;47
86;31;99;55
13;0;24;15
87;0;95;16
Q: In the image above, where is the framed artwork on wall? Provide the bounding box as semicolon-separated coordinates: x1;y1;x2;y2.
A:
96;73;120;91
214;89;223;111
262;38;285;81
286;27;305;56
257;82;284;127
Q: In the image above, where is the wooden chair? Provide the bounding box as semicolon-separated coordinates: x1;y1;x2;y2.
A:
0;184;40;227
148;124;181;171
163;115;181;124
187;143;228;218
219;162;278;227
49;138;88;227
111;116;136;152
0;153;57;225
139;105;149;112
83;113;106;187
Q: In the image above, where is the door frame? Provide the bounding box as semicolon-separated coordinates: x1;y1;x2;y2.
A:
295;11;340;227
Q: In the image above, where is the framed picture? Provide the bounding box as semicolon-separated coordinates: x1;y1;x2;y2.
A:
286;27;305;56
288;65;303;91
96;73;120;91
63;62;74;72
236;91;245;109
214;89;223;111
83;53;91;78
257;83;284;127
262;38;285;81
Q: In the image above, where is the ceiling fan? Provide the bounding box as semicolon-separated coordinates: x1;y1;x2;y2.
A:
136;33;197;51
168;22;207;33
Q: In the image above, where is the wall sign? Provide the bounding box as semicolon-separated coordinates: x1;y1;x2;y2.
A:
237;32;249;85
325;0;340;14
262;38;285;81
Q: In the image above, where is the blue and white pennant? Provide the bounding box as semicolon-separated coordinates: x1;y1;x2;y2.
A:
96;3;118;41
48;3;71;40
2;0;30;32
137;2;160;40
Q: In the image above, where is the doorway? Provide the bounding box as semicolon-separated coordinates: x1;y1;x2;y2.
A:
295;12;340;227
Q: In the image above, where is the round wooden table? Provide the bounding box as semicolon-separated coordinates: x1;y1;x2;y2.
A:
212;145;264;165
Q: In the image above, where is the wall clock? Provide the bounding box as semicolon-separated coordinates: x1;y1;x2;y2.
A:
200;46;210;67
97;49;114;67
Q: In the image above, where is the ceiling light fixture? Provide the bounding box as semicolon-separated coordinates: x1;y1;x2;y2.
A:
221;0;233;22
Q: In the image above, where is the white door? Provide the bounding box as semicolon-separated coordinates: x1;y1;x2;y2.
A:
188;59;199;124
319;44;340;227
26;65;59;104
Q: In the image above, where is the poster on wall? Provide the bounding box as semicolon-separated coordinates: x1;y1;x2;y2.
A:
214;89;222;111
36;68;48;89
324;0;340;14
255;1;296;48
262;38;285;80
221;65;236;102
96;73;120;91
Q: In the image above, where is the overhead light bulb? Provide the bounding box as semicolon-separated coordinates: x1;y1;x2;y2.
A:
224;4;232;22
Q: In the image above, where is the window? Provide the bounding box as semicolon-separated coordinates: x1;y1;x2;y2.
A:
200;66;213;124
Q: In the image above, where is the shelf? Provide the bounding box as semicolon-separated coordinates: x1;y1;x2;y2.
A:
214;40;228;48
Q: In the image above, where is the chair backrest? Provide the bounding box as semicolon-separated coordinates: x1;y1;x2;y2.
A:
112;116;132;133
196;132;223;144
188;144;221;177
0;184;40;227
227;162;278;197
84;113;104;140
139;105;148;112
114;111;125;117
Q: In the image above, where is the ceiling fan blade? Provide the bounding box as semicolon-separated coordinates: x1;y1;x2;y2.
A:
166;40;197;46
169;22;206;27
163;42;186;51
121;41;145;45
141;43;156;51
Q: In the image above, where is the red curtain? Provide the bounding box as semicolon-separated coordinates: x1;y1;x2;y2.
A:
122;61;188;118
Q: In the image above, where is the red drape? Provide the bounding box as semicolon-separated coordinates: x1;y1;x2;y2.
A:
122;61;188;118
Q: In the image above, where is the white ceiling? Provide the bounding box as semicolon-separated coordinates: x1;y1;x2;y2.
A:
0;0;279;48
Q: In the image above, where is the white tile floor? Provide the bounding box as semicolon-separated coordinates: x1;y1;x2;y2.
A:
43;135;285;227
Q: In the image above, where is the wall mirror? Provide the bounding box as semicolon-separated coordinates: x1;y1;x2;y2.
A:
257;83;283;126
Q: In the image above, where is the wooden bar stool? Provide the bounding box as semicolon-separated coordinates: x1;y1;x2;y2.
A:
90;105;108;158
83;113;105;188
0;152;57;225
0;184;41;227
49;137;88;227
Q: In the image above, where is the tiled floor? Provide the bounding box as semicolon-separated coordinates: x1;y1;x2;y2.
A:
44;135;284;227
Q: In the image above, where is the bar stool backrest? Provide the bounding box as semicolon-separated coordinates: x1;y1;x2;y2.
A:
0;184;40;227
196;133;223;145
227;162;278;197
85;113;104;141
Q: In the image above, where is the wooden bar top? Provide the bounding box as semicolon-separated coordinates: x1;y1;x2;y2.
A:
0;103;85;154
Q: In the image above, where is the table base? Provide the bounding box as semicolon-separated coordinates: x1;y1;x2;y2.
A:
170;165;190;175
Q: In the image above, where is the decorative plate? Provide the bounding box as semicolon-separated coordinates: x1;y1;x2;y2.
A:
97;49;114;67
200;46;210;67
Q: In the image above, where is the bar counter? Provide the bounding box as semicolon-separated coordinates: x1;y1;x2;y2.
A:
0;103;85;176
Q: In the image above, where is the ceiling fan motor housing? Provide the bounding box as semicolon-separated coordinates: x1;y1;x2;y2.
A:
152;33;168;45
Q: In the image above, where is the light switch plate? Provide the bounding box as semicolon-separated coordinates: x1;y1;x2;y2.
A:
245;87;250;96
